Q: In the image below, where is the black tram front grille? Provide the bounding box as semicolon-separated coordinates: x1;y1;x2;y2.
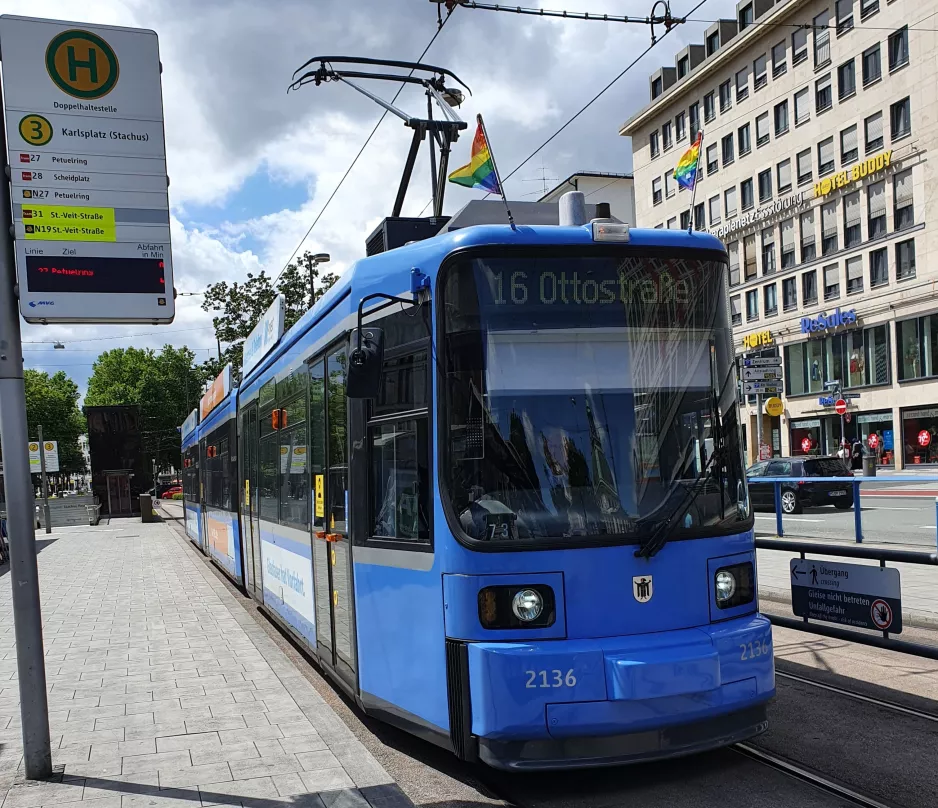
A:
445;638;475;761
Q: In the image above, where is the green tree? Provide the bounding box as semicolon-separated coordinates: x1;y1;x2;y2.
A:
22;369;86;474
201;251;339;380
84;346;205;472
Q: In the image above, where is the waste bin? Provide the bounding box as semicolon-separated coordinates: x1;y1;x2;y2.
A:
140;494;155;523
862;456;877;477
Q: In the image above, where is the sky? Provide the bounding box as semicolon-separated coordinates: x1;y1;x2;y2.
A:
14;0;736;400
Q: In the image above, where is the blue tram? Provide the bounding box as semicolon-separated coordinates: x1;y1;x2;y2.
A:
180;409;202;547
181;210;774;769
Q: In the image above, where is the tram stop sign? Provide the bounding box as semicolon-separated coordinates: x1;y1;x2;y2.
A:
834;399;848;415
790;559;902;633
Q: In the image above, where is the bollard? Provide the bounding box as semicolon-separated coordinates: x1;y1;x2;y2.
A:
853;480;863;543
774;482;784;537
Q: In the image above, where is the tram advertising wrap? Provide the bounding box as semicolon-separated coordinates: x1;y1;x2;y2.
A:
260;528;316;646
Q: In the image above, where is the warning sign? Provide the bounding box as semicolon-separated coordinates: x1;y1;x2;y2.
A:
870;599;893;630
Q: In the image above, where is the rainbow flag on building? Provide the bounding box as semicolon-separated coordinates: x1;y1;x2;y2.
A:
674;132;703;191
448;116;502;194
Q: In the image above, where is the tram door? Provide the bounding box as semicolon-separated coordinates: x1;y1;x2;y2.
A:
241;405;263;601
309;347;356;686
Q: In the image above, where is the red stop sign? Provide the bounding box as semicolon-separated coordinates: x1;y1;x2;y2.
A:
918;430;931;447
834;399;847;415
867;433;879;450
801;437;812;452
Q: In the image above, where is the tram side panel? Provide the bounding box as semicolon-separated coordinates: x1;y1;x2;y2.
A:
200;403;244;586
258;519;318;649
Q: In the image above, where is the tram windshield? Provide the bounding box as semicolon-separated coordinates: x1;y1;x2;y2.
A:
441;249;750;545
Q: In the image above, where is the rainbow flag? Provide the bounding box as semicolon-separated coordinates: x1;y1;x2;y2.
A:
448;117;501;194
674;132;703;191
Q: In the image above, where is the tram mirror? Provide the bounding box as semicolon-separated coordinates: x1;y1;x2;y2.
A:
347;327;385;399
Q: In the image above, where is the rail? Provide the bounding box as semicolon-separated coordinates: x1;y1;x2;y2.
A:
754;475;938;548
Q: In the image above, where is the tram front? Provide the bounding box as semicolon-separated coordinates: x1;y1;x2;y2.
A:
434;230;774;769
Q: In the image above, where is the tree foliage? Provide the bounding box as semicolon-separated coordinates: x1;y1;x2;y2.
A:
84;346;205;472
200;251;339;381
22;369;86;474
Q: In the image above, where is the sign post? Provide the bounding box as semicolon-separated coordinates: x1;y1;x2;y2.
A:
37;425;51;534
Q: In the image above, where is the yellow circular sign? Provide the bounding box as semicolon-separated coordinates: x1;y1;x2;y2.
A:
28;442;39;452
765;396;784;417
19;114;53;146
46;29;119;99
44;442;54;452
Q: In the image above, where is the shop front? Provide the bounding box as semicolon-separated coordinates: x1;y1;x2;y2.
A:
855;411;895;467
791;418;822;457
900;407;938;465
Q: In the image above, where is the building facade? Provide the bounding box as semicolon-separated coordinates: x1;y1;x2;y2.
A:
621;0;938;468
539;172;636;224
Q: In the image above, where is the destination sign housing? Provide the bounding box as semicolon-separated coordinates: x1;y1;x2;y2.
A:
0;15;174;323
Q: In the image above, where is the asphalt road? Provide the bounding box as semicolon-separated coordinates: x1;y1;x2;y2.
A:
755;493;938;547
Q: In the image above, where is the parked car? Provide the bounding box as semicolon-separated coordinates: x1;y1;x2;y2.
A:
160;486;183;499
746;456;855;514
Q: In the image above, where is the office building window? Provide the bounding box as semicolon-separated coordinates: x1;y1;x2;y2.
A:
709;194;721;226
781;218;796;269
797;148;812;185
704;91;716;122
865;111;883;152
665;169;675;198
843;190;861;248
744;233;757;279
891;96;911;140
896;238;915;280
694;203;705;231
803;269;818;305
792;27;808;64
729;241;741;286
846;256;863;294
705;143;717;175
783;276;798;311
824;264;840;300
775;100;789;136
738;123;752;155
868;179;886;238
838;59;856;99
652;176;662;205
680;210;691;229
675;111;686;141
754;54;768;90
731;294;742;326
870;247;888;287
896;315;938;382
822;201;838;255
758;168;772;203
816;73;832;113
860;0;879;18
746;289;759;321
764;283;778;316
652;76;663;98
889;26;909;71
739;2;753;30
689;102;700;139
707;31;720;56
667;216;677;229
719;80;732;112
725;186;738;218
650;131;660;158
801;210;817;262
862;44;881;86
762;226;776;275
814;11;831;66
777;158;792;193
741;177;754;211
794;87;810;125
736;66;750;102
894;169;913;230
841;124;858;165
772;41;787;77
836;0;854;33
756;112;770;146
677;55;689;79
662;121;673;150
722;133;735;167
818;136;835;175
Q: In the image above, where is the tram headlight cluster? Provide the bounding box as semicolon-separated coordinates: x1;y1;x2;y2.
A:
714;562;755;610
715;570;737;603
511;589;543;622
478;584;556;629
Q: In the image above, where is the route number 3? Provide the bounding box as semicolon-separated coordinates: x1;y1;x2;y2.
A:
739;639;771;660
525;669;577;688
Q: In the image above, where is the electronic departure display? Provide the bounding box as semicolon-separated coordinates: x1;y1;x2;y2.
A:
25;255;166;294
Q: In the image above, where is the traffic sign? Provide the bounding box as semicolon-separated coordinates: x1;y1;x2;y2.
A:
28;440;58;473
742;367;782;381
742;357;782;367
834;399;847;415
0;15;174;324
743;381;781;395
790;559;901;633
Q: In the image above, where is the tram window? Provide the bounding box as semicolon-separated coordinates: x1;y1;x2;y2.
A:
279;425;309;529
259;434;280;521
327;348;348;535
370;418;430;542
309;359;326;533
374;351;429;417
260;379;277;436
260;378;276;408
282;395;307;430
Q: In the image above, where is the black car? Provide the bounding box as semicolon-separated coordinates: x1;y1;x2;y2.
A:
746;456;855;514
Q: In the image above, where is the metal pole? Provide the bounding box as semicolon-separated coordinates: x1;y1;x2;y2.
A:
756;392;763;463
38;425;50;535
0;71;53;778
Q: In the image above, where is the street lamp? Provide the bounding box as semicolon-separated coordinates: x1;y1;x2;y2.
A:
308;253;330;305
53;342;64;349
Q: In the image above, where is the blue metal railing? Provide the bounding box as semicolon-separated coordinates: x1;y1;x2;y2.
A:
753;475;938;548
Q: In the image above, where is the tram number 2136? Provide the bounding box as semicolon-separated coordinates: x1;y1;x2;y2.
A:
525;669;577;688
739;639;771;660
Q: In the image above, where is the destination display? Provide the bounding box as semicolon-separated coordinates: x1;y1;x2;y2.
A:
0;15;174;323
790;559;902;633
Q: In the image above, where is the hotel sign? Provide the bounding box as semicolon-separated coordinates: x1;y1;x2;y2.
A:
814;150;892;198
742;330;773;350
710;192;806;240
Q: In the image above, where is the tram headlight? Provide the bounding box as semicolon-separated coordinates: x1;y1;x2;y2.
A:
715;570;737;604
511;589;544;622
714;562;755;610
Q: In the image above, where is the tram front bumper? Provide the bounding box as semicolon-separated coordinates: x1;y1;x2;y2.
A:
466;613;775;770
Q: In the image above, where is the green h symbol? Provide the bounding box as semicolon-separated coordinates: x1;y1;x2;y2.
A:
66;44;98;83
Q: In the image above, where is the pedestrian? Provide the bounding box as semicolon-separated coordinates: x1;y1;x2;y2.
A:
851;440;863;471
